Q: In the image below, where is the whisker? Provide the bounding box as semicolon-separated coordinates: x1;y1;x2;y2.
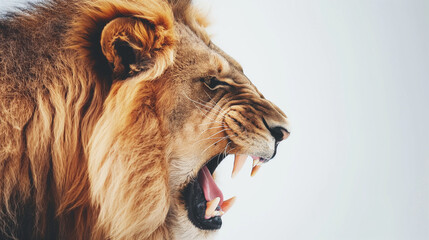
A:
201;136;230;155
197;96;223;115
194;128;231;144
183;93;213;112
203;90;229;117
226;146;236;155
200;125;227;135
199;121;225;126
182;93;217;121
220;141;231;166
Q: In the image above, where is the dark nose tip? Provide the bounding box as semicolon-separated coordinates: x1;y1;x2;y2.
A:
270;127;290;142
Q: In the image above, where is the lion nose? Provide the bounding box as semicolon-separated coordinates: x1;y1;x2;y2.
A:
270;126;290;142
262;117;290;143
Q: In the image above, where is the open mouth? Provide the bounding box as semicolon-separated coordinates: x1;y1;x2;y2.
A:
182;153;269;230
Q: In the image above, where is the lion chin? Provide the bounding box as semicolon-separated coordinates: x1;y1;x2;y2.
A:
0;0;290;239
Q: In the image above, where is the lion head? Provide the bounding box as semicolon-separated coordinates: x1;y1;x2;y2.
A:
0;0;289;239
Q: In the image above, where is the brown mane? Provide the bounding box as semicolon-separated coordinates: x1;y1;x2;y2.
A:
0;0;202;239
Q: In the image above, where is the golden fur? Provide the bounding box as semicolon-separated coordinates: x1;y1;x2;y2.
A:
0;0;289;239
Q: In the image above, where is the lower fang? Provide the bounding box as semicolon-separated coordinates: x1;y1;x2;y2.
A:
205;197;220;219
221;196;236;213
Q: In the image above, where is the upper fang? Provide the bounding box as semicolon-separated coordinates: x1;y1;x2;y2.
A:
232;154;248;178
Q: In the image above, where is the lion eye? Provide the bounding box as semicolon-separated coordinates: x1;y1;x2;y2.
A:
202;77;228;90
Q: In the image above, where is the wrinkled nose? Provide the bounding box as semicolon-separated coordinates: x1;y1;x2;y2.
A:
270;126;290;142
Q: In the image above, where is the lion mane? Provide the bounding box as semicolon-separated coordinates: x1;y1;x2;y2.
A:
0;0;290;239
0;0;186;239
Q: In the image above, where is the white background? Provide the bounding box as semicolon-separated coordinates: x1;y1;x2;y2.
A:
1;0;428;239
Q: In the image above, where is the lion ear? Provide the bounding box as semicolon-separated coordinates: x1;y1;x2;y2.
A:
100;17;174;79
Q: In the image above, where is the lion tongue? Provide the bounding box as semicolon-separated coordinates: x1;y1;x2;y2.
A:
198;166;224;206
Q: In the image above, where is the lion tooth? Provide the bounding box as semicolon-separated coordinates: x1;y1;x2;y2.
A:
221;196;236;213
251;165;261;177
250;156;263;177
232;154;248;178
205;197;221;219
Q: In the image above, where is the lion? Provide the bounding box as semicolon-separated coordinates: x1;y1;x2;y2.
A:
0;0;290;239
